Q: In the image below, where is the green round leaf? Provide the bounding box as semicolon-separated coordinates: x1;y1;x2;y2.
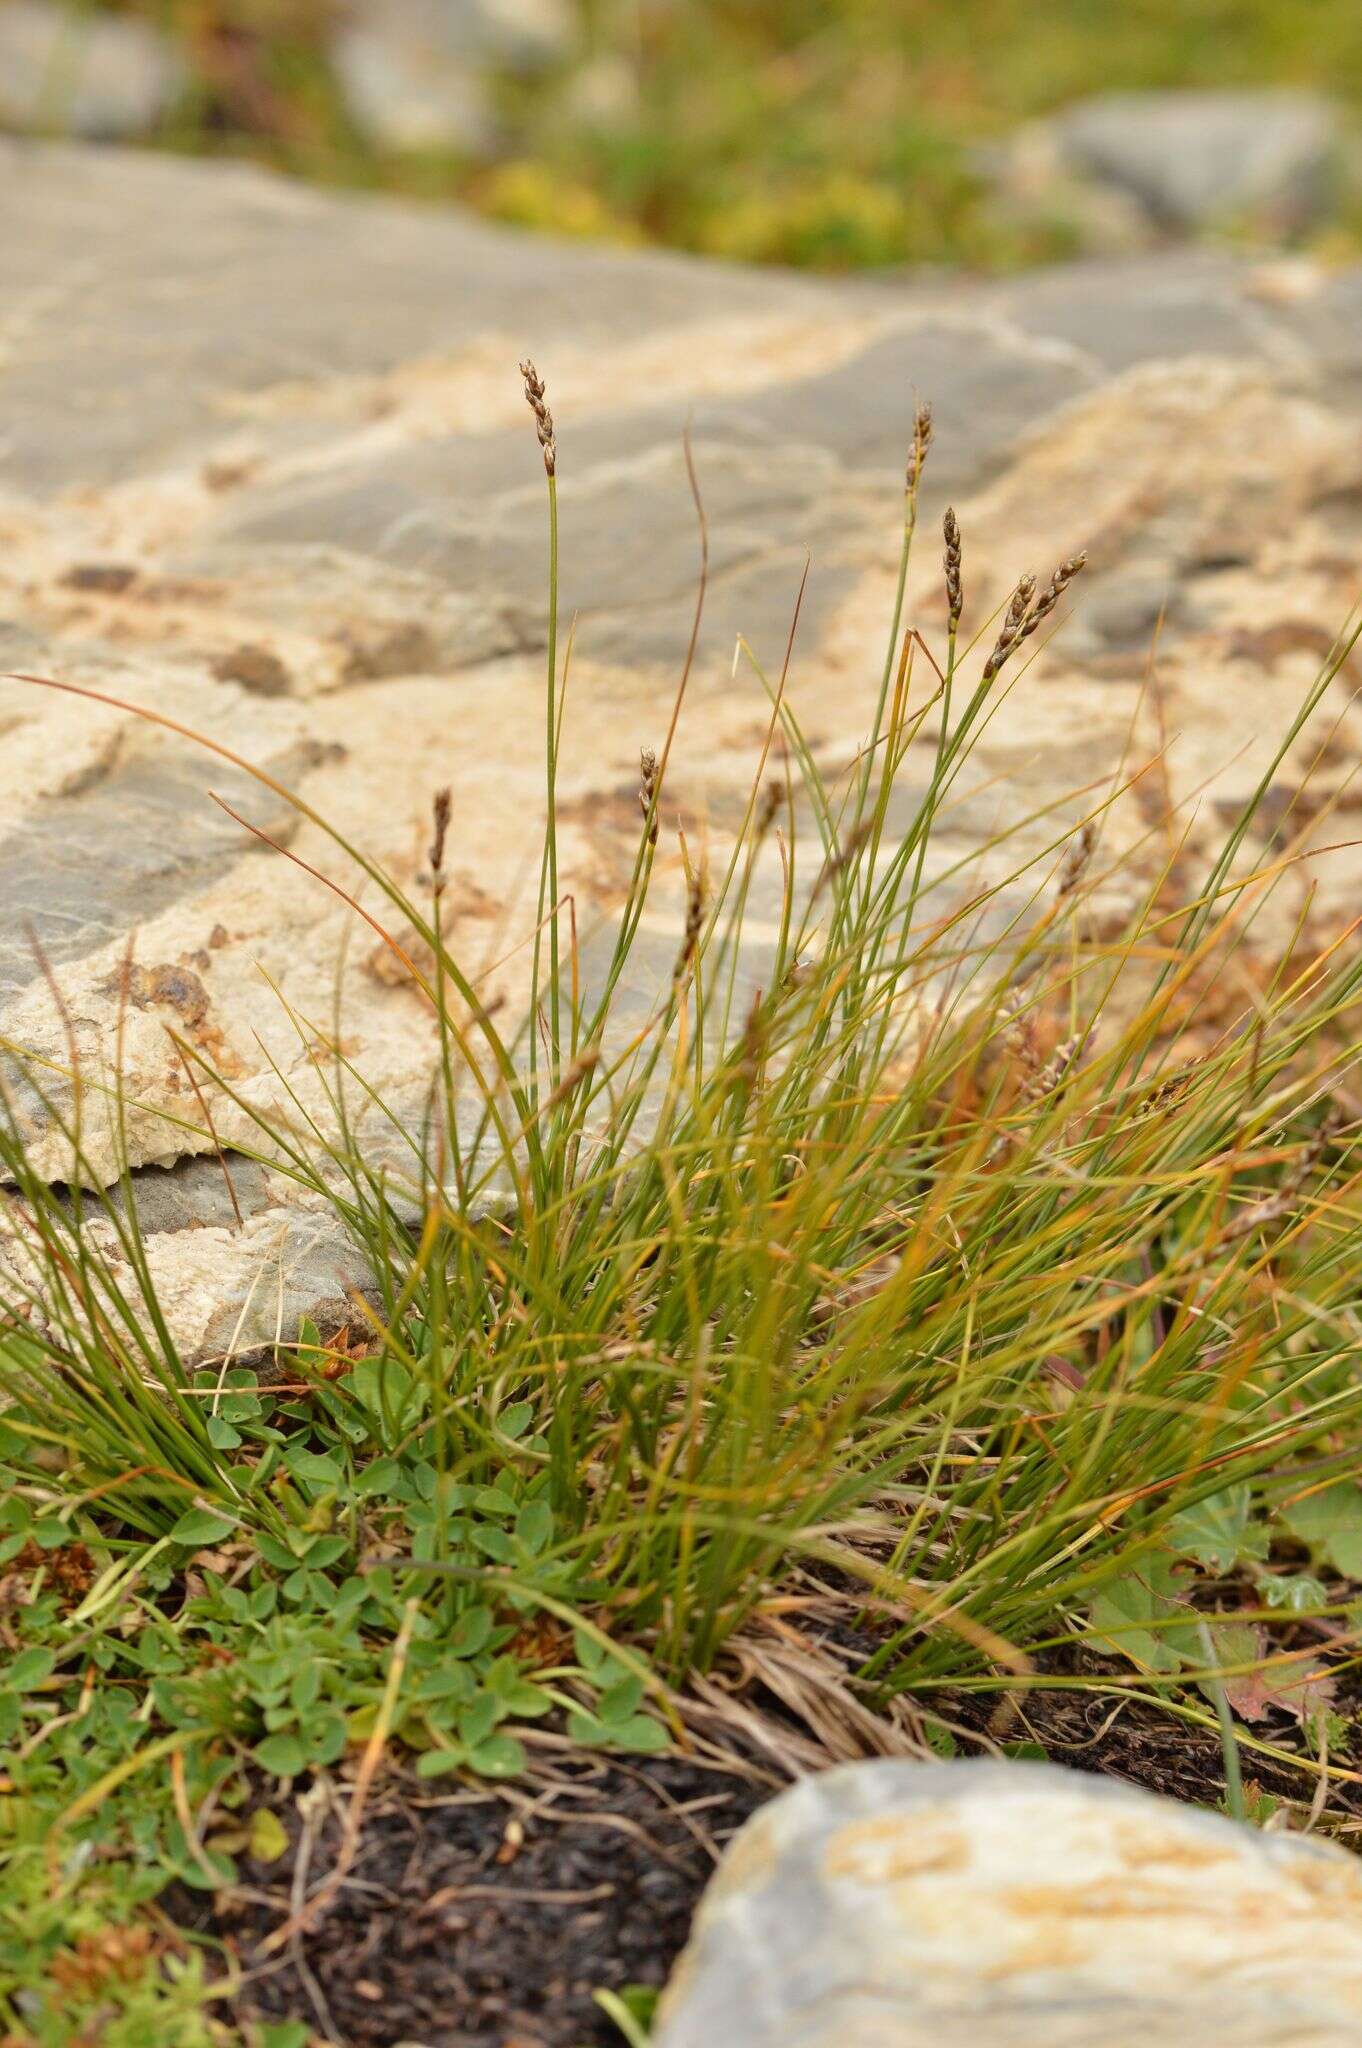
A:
7;1646;56;1693
249;1807;290;1863
598;1675;646;1724
515;1500;553;1555
467;1732;527;1778
606;1714;670;1754
449;1606;494;1658
302;1711;349;1766
415;1746;468;1779
458;1693;504;1748
170;1508;238;1548
254;1732;307;1778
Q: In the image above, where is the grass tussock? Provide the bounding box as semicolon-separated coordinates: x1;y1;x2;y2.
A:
2;370;1362;2034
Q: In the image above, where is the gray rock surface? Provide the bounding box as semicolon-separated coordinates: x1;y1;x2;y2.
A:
334;23;494;155
1023;90;1344;240
335;0;573;151
0;0;184;139
654;1759;1362;2047
3;142;1362;1359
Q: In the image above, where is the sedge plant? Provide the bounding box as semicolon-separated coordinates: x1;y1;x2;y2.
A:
1;371;1361;1905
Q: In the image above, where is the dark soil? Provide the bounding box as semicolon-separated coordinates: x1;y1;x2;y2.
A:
182;1752;771;2048
945;1647;1362;1817
176;1644;1359;2047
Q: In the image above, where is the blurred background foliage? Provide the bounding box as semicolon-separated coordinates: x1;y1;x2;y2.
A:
45;1;1362;266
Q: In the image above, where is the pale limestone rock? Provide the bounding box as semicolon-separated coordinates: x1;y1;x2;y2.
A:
654;1760;1362;2048
0;0;183;138
333;24;496;155
1031;90;1343;239
334;0;574;152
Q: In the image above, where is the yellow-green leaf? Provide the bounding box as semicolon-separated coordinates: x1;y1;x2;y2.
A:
249;1807;290;1863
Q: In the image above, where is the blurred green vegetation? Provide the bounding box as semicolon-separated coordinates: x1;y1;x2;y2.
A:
100;1;1362;265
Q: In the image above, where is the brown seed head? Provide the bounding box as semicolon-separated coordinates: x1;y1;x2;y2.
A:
1004;572;1036;634
519;357;556;477
757;777;783;835
1217;1106;1340;1246
427;786;452;881
1134;1057;1203;1123
1001;995;1041;1079
943;507;963;627
639;745;659;845
1022;1031;1084;1106
1057;818;1097;898
982;570;1037;682
673;869;705;983
1016;549;1087;644
906;402;934;491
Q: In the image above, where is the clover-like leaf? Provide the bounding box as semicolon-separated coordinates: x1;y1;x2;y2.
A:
170;1508;238;1549
449;1606;495;1658
597;1674;646;1724
1085;1556;1194;1674
1167;1485;1268;1573
415;1746;467;1780
497;1403;533;1442
458;1692;505;1748
515;1499;553;1556
249;1807;290;1863
300;1710;348;1765
466;1732;527;1778
6;1646;55;1693
1280;1481;1362;1578
254;1732;306;1778
604;1714;669;1754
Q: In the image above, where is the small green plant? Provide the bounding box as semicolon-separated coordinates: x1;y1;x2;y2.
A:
0;1835;220;2048
595;1980;660;2048
2;369;1362;2034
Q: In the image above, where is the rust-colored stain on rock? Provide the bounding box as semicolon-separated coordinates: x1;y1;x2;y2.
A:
824;1811;969;1884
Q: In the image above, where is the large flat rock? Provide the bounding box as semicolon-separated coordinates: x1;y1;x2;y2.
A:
3;143;1362;1358
654;1759;1362;2047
